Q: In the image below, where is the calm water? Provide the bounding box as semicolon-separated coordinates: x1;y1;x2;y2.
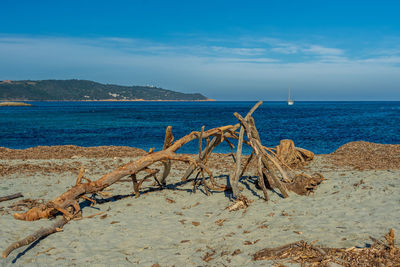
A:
1;101;399;154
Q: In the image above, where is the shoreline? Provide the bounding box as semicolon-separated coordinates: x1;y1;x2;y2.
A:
0;101;32;106
0;98;216;102
0;140;400;161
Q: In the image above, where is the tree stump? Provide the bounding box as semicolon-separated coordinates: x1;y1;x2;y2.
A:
275;139;314;168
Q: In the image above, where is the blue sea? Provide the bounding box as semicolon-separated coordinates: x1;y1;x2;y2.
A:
0;101;399;154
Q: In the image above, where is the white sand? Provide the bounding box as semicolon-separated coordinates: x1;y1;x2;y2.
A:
1;156;399;266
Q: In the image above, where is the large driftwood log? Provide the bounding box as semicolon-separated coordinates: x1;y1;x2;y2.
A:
12;124;239;222
3;101;324;258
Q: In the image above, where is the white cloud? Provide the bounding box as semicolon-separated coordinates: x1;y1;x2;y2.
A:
244;37;344;57
358;56;400;64
270;45;299;54
303;45;344;55
0;35;399;100
210;46;267;56
214;57;279;63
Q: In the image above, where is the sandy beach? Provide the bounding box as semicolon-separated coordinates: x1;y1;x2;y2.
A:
0;142;399;266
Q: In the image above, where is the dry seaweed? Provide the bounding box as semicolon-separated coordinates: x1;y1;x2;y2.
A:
0;145;146;160
328;141;400;170
254;229;400;266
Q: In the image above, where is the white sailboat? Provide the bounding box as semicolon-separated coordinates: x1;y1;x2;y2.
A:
287;88;294;105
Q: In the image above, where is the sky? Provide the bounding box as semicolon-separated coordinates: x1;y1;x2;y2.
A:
1;0;400;100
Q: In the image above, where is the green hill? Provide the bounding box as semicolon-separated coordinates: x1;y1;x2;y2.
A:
0;79;209;101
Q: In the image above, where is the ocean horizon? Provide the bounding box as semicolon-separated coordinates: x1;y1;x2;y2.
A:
1;100;399;154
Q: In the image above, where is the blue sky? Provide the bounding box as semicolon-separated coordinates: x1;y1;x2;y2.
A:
1;0;400;100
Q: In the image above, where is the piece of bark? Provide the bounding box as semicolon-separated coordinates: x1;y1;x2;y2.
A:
75;167;85;186
198;126;205;158
285;173;325;195
257;156;269;201
238;152;254;179
0;193;23;203
159;126;174;185
131;174;140;198
2;216;68;258
231;125;245;197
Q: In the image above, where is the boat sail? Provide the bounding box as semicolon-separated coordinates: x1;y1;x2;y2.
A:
288;88;294;105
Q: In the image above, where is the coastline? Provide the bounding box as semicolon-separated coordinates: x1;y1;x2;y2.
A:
0;101;32;106
0;98;216;102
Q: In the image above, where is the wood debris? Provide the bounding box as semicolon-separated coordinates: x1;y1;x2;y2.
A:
253;229;400;266
0;193;23;203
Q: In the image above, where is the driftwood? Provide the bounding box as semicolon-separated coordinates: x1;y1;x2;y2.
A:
253;229;400;266
2;101;324;258
275;139;314;168
230;101;263;197
285;173;325;195
2;217;68;258
233;112;289;198
0;193;23;203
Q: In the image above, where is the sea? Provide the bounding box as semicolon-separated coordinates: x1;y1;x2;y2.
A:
1;101;399;154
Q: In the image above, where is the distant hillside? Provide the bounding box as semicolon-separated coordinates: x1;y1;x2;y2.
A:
0;79;209;101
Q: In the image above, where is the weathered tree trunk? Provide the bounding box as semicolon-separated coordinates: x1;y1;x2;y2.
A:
12;124;239;222
275;139;314;168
